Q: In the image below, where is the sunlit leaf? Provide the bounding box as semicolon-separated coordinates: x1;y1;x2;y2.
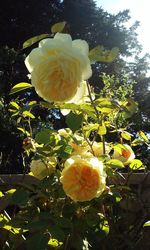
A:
89;45;119;63
22;111;35;119
51;21;66;33
98;125;107;135
106;159;125;169
138;131;149;143
48;238;63;248
100;219;109;235
143;221;150;227
17;127;30;136
121;98;138;118
129;159;143;170
113;144;126;154
10;82;32;95
23;34;50;49
6;189;16;195
28;101;37;106
0;214;9;223
131;138;144;146
10;101;20;110
121;131;132;141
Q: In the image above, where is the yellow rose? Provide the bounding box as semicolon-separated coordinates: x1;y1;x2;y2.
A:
70;134;89;155
60;155;106;202
58;128;72;138
90;142;110;157
30;157;57;180
112;144;135;165
25;33;92;103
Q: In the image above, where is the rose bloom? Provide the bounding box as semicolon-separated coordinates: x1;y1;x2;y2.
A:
60;155;106;202
58;128;72;138
25;33;92;103
90;142;110;157
112;144;135;165
30;157;57;180
70;134;89;155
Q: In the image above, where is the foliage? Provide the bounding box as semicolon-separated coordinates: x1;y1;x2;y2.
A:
0;21;150;250
0;0;150;173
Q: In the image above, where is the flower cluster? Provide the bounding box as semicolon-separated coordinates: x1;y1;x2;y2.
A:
25;32;138;202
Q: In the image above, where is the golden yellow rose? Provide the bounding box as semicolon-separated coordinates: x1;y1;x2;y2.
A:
60;155;106;202
112;144;135;165
25;33;92;102
30;157;57;180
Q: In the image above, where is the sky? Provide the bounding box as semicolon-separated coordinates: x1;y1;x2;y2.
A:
96;0;150;55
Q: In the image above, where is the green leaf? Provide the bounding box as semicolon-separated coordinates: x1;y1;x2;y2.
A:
131;138;144;146
85;208;99;227
48;238;63;247
89;45;119;63
35;129;54;144
138;131;149;143
22;111;35;119
6;189;16;194
17;127;30;136
129;159;143;170
98;125;107;136
121;98;138;117
121;131;132;141
51;21;66;33
62;204;76;218
106;159;125;169
27;233;49;250
66;112;83;132
10;101;20;110
143;220;150;227
12;189;29;205
10;82;32;95
100;219;109;235
23;34;50;49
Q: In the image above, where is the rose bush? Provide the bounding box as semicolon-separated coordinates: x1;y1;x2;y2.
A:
25;33;92;102
0;23;147;250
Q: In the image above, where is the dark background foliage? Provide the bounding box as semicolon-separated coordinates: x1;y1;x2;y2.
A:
0;0;150;173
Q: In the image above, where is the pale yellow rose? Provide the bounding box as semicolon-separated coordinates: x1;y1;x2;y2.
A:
70;134;89;155
58;128;72;138
112;144;135;165
90;142;110;157
60;155;106;202
30;157;57;180
25;33;92;103
61;80;89;115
